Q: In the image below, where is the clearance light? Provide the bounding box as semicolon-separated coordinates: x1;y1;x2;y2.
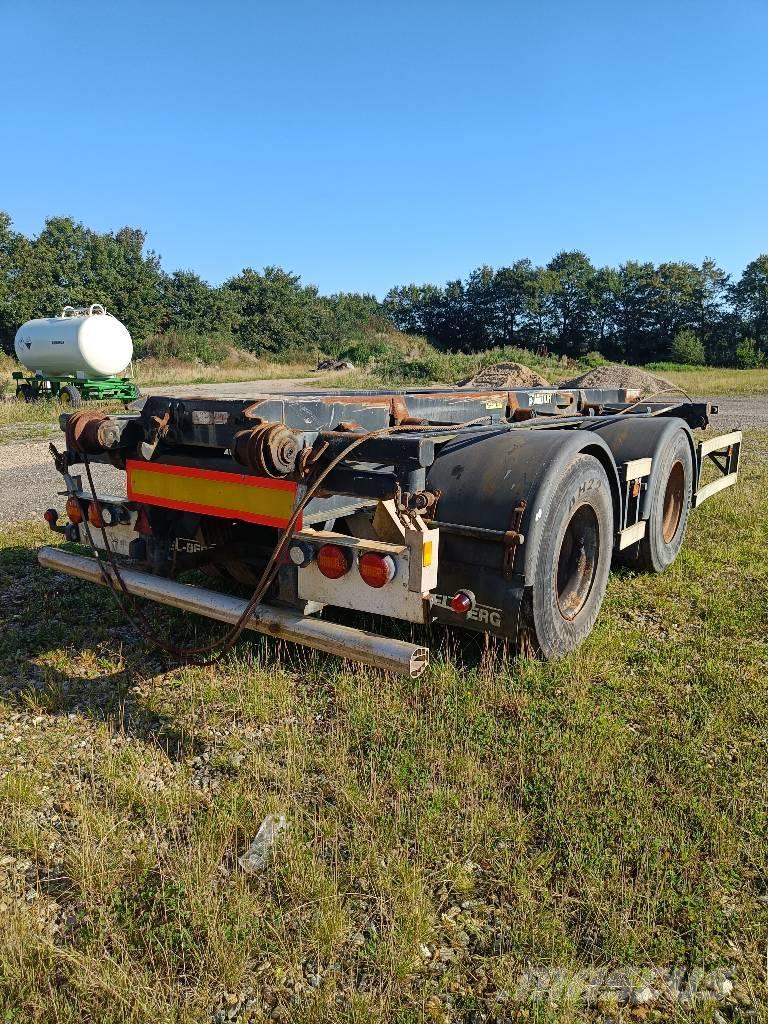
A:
43;509;59;526
358;551;396;588
422;539;434;567
65;495;83;524
316;543;351;580
88;502;104;529
450;590;476;615
288;541;314;567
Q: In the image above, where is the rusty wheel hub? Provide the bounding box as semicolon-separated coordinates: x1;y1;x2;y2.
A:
556;503;600;620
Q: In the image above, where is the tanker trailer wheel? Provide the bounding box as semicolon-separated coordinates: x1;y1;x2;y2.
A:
523;454;614;659
59;385;82;409
16;384;34;403
619;430;693;573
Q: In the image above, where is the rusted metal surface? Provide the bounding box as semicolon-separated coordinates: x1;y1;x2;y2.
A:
232;423;303;478
390;394;411;424
503;499;527;578
64;410;116;453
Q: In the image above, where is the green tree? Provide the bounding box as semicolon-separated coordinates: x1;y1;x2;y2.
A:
225;266;325;355
488;260;540;347
690;259;730;364
732;256;768;352
543;251;595;354
670;329;706;365
162;270;237;336
588;266;622;356
384;284;446;341
320;291;384;351
0;213;32;351
734;337;765;368
612;262;660;363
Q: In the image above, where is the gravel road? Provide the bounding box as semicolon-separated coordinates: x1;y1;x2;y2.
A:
0;389;763;527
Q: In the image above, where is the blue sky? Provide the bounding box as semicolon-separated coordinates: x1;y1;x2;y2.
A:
1;0;766;296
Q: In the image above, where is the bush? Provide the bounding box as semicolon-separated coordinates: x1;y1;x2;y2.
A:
135;331;232;365
670;329;706;365
734;337;765;369
583;350;608;367
337;337;402;365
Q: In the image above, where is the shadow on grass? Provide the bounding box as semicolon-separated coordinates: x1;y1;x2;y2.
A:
0;543;211;760
0;538;527;760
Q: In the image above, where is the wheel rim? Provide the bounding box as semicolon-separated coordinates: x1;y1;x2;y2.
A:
60;391;70;406
556;503;600;620
662;461;685;543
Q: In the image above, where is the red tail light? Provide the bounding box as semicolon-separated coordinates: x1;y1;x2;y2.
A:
65;495;83;524
450;590;475;615
43;509;59;526
135;506;153;536
358;551;396;588
316;544;351;579
88;502;104;528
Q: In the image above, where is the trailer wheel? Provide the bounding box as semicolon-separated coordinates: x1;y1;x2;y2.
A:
523;454;613;659
621;430;692;573
59;385;82;408
16;384;34;403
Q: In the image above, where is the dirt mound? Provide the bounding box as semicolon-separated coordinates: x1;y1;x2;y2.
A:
560;364;675;397
459;361;550;390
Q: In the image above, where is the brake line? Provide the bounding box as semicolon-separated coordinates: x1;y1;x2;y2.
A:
77;417;490;665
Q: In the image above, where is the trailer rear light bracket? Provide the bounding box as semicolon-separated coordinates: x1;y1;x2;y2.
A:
294;525;439;623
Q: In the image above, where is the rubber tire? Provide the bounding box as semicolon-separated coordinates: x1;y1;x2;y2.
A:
16;384;34;403
620;430;693;573
59;385;82;408
523;454;614;659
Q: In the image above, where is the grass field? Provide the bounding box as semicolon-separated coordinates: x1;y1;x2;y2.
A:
0;432;765;1022
656;367;768;397
133;354;314;387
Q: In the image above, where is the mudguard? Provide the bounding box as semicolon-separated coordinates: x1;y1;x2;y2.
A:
584;416;695;520
426;426;621;639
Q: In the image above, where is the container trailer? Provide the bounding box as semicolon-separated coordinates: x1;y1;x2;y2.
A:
38;383;741;676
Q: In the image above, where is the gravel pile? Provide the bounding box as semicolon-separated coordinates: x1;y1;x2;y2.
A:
559;364;676;397
459;362;550;389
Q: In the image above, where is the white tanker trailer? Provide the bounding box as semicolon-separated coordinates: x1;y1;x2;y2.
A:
13;304;139;406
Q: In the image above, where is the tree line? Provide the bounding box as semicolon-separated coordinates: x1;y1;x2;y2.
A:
384;252;768;367
0;214;383;361
1;213;767;367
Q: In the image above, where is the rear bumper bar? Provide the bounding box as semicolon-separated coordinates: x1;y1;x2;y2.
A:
38;546;429;678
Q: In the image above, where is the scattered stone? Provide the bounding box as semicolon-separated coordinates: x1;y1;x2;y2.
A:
631;986;656;1006
238;813;288;873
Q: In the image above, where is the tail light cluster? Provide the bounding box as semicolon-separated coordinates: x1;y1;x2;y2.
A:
65;495;83;524
58;497;132;532
290;540;399;589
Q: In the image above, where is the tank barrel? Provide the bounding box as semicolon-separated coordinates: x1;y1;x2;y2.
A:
14;305;133;379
